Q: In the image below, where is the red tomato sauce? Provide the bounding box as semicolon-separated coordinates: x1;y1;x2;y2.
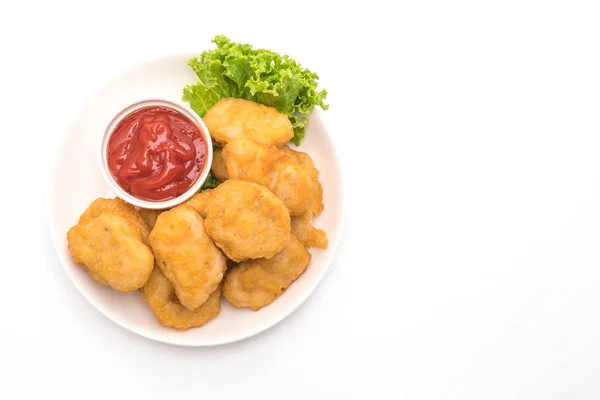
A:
107;106;206;202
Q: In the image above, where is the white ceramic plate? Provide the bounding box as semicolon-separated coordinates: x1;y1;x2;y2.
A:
48;53;344;346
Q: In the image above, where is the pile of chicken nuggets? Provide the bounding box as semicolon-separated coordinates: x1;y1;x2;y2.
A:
67;98;327;330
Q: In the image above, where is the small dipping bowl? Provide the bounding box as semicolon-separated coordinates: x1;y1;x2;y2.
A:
99;98;213;210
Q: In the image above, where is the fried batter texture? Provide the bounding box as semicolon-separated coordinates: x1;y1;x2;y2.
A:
280;146;324;217
205;180;291;262
279;146;328;248
80;197;151;241
223;235;311;310
222;138;313;215
142;267;221;330
149;205;226;310
138;209;162;229
67;213;154;292
203;98;293;146
180;190;212;217
291;212;328;249
211;148;228;181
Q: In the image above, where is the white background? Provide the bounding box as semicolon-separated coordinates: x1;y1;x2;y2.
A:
1;0;600;398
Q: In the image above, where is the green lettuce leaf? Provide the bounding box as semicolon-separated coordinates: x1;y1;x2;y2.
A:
199;172;219;191
182;35;328;145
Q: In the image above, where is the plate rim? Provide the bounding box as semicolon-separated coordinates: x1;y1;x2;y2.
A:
47;52;345;347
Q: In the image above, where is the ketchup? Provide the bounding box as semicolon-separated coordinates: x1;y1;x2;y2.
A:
107;106;206;202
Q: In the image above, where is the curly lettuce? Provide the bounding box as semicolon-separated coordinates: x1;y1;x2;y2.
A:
182;35;328;145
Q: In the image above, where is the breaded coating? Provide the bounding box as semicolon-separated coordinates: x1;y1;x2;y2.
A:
141;267;221;330
291;212;328;249
149;205;226;310
79;197;151;242
211;148;228;181
203;98;293;146
67;214;154;292
223;235;311;310
280;146;324;217
138;209;163;229
180;190;212;217
205;180;291;262
222;138;312;215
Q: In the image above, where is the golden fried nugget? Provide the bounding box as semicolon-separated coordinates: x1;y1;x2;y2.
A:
205;180;291;262
204;98;293;146
87;268;108;285
67;214;154;292
80;198;151;241
291;212;328;249
280;146;324;217
222;138;284;181
180;190;212;217
222;138;313;215
149;205;226;310
223;235;310;310
138;209;162;229
211;148;228;181
141;267;221;330
277;147;327;247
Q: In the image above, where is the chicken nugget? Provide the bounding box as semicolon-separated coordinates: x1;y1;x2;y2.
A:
180;189;212;217
67;214;154;292
138;209;163;229
204;98;293;146
280;146;324;217
141;267;221;330
205;180;291;262
223;235;310;310
80;198;151;241
222;138;313;215
211;148;228;181
149;205;226;310
291;212;328;249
